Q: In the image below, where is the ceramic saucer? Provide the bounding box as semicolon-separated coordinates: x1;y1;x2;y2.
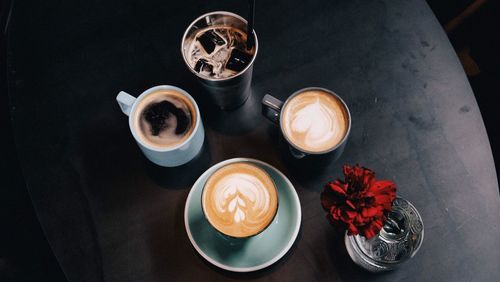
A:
184;158;301;272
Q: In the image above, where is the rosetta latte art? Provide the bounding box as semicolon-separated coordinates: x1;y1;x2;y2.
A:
214;173;270;224
202;162;278;238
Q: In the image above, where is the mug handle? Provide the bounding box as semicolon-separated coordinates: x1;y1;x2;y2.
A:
262;94;307;159
116;91;136;116
261;94;284;125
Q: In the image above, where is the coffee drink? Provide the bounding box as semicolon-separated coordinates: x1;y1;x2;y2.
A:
117;85;204;167
202;162;278;238
182;12;259;110
186;26;256;79
281;90;349;153
132;89;197;148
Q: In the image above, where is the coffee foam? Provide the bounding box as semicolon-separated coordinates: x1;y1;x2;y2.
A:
282;90;348;152
202;162;278;238
133;90;196;149
186;26;256;79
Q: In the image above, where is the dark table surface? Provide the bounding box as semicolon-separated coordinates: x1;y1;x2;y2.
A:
7;0;500;281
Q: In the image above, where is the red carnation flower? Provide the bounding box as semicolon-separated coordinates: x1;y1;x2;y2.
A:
321;164;396;239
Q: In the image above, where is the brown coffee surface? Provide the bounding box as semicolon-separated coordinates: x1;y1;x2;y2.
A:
186;26;256;79
282;90;349;152
202;162;278;238
133;90;196;149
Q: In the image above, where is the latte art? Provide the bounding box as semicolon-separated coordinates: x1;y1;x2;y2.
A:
282;90;349;152
289;99;339;148
202;163;278;238
213;173;270;224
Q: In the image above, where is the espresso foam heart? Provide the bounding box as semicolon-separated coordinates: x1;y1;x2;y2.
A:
282;90;349;153
202;162;278;238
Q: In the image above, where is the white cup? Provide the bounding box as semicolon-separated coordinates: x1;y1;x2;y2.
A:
116;85;205;167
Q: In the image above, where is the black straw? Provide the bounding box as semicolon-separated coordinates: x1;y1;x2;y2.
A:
246;0;255;50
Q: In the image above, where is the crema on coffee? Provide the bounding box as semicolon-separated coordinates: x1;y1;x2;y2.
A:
132;90;197;149
281;90;349;153
202;162;278;238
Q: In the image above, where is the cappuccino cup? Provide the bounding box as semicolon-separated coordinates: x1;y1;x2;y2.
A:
262;87;351;159
201;161;279;239
116;85;204;167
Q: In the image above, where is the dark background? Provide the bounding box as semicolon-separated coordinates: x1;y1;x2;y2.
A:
1;0;66;281
1;0;498;280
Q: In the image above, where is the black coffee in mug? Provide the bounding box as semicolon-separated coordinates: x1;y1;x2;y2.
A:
133;89;197;149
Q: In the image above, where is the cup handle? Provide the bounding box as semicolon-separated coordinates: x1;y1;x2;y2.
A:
116;91;136;116
262;94;284;125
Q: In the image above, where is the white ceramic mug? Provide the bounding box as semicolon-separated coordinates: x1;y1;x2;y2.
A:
116;85;205;167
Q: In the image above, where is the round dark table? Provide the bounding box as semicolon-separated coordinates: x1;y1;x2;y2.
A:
8;0;500;281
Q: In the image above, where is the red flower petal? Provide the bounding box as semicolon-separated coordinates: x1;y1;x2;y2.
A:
373;218;383;230
345;199;356;209
362;218;385;239
363;228;377;239
369;180;396;196
362;168;375;187
344;210;357;220
320;183;346;211
320;190;336;211
322;164;397;239
347;224;359;235
330;207;342;220
354;213;369;225
329;181;347;195
361;206;380;218
342;165;353;177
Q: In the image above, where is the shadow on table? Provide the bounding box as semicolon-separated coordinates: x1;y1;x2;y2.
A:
144;184;196;279
177;65;262;137
144;205;303;280
267;125;332;184
200;225;303;279
323;225;394;280
202;87;262;136
77;115;142;181
143;138;212;190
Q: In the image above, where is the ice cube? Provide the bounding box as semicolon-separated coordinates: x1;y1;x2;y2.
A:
212;47;230;63
194;58;213;74
197;29;226;54
225;49;253;72
227;29;246;50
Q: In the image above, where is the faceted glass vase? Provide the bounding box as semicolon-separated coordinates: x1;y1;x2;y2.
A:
345;197;424;272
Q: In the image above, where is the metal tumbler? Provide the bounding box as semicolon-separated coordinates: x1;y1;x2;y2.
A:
181;11;258;110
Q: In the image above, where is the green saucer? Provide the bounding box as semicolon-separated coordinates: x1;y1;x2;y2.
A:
184;158;302;272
